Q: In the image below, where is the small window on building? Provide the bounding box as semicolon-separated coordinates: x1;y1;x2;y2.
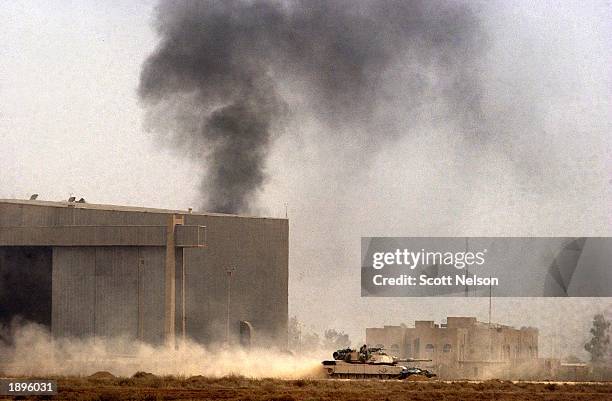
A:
425;344;434;350
443;344;452;353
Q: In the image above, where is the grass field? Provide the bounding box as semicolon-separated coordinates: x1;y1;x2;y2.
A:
2;374;612;401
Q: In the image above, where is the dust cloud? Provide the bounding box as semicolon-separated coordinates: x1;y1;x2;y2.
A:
0;323;322;378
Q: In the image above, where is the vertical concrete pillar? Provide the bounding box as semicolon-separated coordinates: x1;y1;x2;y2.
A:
165;214;184;346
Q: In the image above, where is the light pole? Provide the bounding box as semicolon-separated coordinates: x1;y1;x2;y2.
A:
225;266;236;345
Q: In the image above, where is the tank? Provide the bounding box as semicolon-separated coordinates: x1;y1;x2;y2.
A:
321;345;435;379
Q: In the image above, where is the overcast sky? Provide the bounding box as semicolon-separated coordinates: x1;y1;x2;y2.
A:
1;1;611;359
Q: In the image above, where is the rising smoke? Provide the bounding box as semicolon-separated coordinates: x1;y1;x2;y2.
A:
139;0;486;213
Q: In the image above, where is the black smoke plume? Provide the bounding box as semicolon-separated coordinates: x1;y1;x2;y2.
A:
139;0;485;213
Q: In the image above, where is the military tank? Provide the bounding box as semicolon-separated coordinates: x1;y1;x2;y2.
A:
322;345;435;379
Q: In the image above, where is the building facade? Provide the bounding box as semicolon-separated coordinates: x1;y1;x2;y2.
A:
0;199;288;348
366;317;538;379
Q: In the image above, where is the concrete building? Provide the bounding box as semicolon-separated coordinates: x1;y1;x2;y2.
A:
0;199;288;348
366;317;538;379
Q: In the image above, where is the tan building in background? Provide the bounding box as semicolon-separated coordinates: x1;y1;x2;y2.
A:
366;317;538;379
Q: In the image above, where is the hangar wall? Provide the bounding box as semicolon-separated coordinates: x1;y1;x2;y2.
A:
0;200;288;347
183;214;288;344
51;246;168;344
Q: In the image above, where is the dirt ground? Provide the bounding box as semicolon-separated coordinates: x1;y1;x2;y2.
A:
2;375;612;401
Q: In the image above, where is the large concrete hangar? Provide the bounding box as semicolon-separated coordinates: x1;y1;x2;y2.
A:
0;198;288;347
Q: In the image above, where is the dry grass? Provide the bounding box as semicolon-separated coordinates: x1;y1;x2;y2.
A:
2;375;612;400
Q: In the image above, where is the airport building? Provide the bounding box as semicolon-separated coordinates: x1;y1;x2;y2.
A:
0;198;288;348
367;317;538;379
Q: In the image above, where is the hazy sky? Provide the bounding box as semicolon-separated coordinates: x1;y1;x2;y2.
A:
1;1;611;359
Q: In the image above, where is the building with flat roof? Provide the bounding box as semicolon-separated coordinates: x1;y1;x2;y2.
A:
0;198;288;348
367;317;538;379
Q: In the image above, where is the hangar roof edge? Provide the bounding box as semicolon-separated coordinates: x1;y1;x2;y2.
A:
0;199;287;221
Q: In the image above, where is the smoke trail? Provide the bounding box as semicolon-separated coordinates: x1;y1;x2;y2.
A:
139;0;485;213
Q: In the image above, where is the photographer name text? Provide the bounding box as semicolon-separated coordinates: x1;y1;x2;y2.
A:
372;273;498;287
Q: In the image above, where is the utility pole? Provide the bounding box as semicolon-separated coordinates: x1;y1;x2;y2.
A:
225;266;236;345
488;277;492;327
488;276;493;361
465;238;469;297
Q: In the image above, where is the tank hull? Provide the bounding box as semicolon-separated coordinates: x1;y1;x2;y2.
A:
322;361;408;379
